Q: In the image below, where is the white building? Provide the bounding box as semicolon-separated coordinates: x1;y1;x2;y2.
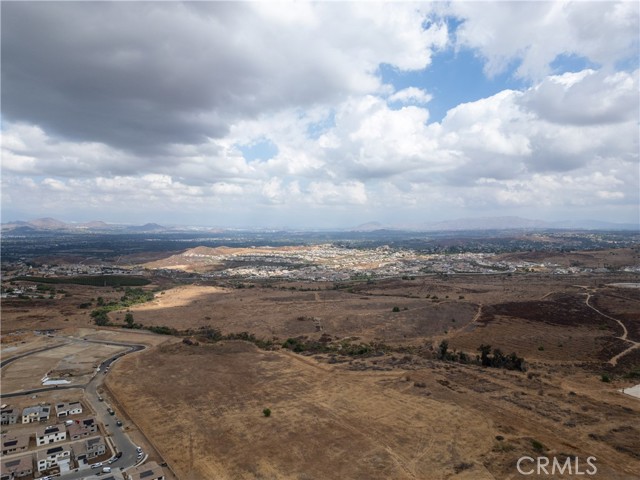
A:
36;445;71;473
55;401;83;417
21;405;51;424
35;424;67;446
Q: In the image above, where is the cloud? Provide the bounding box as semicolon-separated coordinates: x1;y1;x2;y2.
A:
450;1;639;79
1;2;637;226
1;2;446;153
388;87;433;105
518;69;639;125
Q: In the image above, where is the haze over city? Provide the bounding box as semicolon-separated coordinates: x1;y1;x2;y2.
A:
1;1;639;228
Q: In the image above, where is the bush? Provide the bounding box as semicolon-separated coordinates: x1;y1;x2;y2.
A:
531;439;545;452
392;306;400;312
601;373;611;383
454;462;474;474
263;408;271;417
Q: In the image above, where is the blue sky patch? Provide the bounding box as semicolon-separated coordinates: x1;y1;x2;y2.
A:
550;53;599;74
379;47;527;123
237;138;279;162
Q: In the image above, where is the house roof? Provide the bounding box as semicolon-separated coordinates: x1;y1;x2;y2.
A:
36;423;66;438
2;454;32;472
67;416;96;436
128;461;165;480
22;405;50;416
37;445;70;460
1;433;29;450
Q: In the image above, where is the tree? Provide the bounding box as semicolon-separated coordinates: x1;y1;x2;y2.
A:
438;340;449;360
478;344;492;366
124;313;135;328
263;408;271;417
492;348;505;368
93;312;109;326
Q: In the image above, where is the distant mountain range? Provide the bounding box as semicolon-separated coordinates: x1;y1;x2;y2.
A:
1;218;170;233
1;216;637;234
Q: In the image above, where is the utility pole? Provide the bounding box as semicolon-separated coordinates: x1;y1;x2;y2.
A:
189;432;194;480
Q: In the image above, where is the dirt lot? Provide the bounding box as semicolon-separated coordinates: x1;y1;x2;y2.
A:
1;341;127;392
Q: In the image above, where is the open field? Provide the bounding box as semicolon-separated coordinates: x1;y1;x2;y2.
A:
98;270;640;479
108;340;640;479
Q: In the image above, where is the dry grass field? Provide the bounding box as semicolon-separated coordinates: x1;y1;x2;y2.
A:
100;269;640;480
107;339;640;480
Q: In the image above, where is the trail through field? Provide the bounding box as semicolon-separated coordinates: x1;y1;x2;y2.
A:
584;292;639;365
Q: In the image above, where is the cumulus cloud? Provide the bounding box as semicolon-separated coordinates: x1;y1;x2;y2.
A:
1;2;446;153
388;87;433;105
450;1;639;79
518;69;639;125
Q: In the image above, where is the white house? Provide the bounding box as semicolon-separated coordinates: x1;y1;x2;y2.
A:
21;405;51;424
55;401;83;417
36;445;71;473
35;424;67;446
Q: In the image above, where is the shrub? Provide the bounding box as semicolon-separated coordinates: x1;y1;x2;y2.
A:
263;408;271;417
531;439;545;452
454;462;474;473
601;373;611;383
392;306;400;312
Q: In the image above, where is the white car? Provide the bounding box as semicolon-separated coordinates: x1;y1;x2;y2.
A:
91;462;103;469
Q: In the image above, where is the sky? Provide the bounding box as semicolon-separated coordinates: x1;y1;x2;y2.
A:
1;1;639;229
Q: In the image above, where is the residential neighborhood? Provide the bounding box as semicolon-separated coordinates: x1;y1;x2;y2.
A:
0;397;166;479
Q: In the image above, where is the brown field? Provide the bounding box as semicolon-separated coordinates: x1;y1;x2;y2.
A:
3;264;640;479
108;340;640;479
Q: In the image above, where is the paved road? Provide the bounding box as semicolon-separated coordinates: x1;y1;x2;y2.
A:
1;385;83;399
0;341;70;368
1;336;148;479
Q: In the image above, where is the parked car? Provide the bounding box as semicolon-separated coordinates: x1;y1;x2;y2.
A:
116;419;123;427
